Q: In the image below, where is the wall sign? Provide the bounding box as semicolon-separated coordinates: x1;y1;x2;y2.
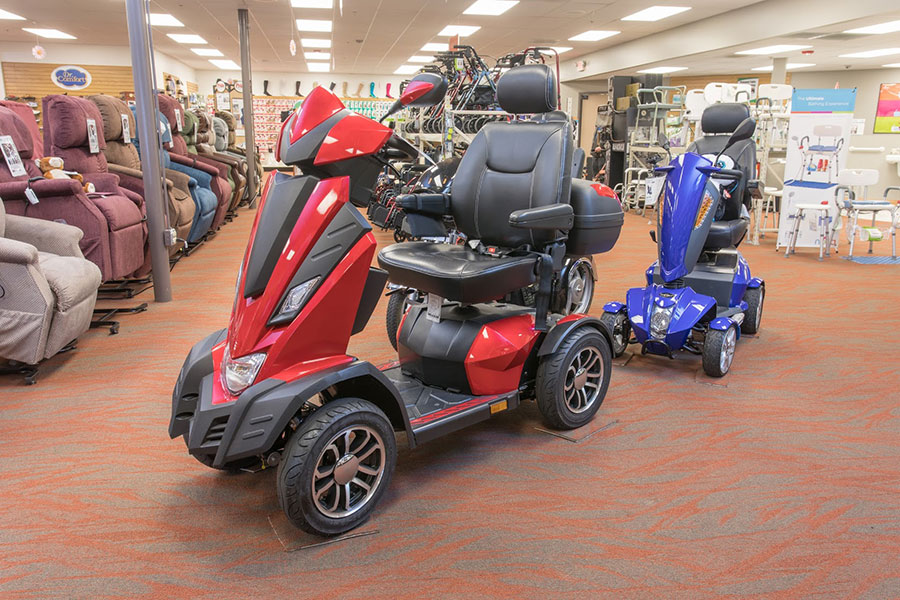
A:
873;83;900;133
50;65;92;91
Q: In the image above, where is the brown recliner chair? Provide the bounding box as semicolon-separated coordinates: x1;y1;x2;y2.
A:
192;110;246;213
0;197;102;383
88;94;195;256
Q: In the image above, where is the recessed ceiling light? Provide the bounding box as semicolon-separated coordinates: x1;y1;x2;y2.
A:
637;66;688;74
752;63;815;71
409;55;434;62
191;48;223;56
884;63;900;68
622;6;691;22
209;59;240;70
463;0;518;16
304;51;331;60
149;13;184;27
395;65;420;75
844;20;900;35
308;62;330;72
422;42;449;52
839;47;900;58
0;9;25;19
569;30;620;42
167;33;207;44
291;0;333;7
438;25;481;37
301;38;331;48
296;19;332;32
22;28;75;39
735;44;811;55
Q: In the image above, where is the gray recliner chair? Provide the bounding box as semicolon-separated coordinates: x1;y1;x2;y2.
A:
0;198;102;383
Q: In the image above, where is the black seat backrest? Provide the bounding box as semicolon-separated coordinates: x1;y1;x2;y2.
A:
687;103;756;220
451;64;573;248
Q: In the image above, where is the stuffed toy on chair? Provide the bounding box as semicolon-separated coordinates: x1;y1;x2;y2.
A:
34;156;96;193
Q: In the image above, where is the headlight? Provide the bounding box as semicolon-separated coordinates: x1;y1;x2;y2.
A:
221;346;266;395
649;305;673;339
277;277;320;319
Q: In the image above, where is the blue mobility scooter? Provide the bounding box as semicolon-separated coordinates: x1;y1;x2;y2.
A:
601;103;765;377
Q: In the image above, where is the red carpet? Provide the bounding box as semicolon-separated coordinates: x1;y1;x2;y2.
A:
1;207;899;598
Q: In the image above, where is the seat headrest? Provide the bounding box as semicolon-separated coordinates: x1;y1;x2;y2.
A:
496;64;557;114
89;94;135;144
701;103;751;134
43;95;107;151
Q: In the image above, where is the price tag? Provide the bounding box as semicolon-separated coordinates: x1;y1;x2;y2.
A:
0;135;27;177
86;119;100;153
174;108;183;131
426;293;443;323
24;187;39;205
121;114;132;144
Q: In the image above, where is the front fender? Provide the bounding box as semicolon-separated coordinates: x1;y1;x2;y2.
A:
538;315;612;357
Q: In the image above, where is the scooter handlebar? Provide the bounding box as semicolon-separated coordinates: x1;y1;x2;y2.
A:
697;166;743;180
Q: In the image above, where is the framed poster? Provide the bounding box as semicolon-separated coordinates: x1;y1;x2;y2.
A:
737;76;759;100
873;83;900;133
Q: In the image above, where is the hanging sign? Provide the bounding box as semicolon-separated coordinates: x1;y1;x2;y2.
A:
289;39;297;56
50;65;92;91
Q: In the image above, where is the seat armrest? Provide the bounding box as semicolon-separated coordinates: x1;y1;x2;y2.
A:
398;193;451;215
0;236;39;265
509;203;574;231
747;179;763;199
4;214;84;258
82;172;121;194
0;179;85;200
884;186;900;202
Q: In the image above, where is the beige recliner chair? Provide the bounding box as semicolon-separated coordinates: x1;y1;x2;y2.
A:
0;198;102;383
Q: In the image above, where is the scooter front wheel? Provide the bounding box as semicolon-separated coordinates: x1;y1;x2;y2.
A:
702;325;737;377
599;311;630;357
276;398;397;536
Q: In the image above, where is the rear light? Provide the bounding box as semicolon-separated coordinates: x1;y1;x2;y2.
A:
221;346;266;395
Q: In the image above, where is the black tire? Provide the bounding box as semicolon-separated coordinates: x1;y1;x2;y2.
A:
385;292;409;351
276;398;397;536
599;311;630;357
702;325;737;377
536;327;612;430
741;286;764;335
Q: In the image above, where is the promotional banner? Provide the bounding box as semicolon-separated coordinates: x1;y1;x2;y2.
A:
778;88;856;249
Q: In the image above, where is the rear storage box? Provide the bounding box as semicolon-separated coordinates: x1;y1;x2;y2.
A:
566;179;624;255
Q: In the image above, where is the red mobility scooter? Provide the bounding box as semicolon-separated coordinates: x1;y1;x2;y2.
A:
170;65;624;536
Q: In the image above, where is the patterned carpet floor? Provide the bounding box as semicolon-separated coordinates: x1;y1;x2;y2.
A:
1;206;899;599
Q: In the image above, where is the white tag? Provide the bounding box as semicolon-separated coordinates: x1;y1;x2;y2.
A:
24;187;39;205
0;135;27;177
174;108;183;131
86;119;100;154
121;114;131;144
426;293;442;323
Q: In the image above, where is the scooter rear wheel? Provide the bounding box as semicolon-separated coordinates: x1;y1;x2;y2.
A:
277;398;397;536
536;327;612;430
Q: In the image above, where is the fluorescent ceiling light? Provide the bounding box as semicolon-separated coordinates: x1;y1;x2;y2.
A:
296;19;332;32
301;38;331;48
0;9;25;19
395;65;420;75
209;59;240;70
622;6;691;21
22;28;75;39
884;63;900;68
839;47;900;58
304;51;331;60
438;25;481;36
308;62;330;72
752;63;815;71
569;30;620;42
167;33;207;44
409;55;434;62
291;0;333;7
735;44;811;55
637;66;688;74
149;13;184;27
422;42;449;52
463;0;518;16
844;20;900;35
191;48;223;56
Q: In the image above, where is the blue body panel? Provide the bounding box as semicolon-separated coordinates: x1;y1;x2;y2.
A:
658;153;714;282
625;284;717;353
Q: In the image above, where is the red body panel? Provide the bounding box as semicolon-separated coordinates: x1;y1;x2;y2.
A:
464;314;540;395
290;87;344;144
314;113;393;166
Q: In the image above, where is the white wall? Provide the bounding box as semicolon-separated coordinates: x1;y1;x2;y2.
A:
194;70;406;98
790;68;900;192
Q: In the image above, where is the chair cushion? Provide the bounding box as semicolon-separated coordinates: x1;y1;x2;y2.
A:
38;251;101;312
705;219;748;249
378;242;537;304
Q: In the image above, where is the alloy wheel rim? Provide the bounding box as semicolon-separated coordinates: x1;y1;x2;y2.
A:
613;313;627;352
566;262;594;314
312;425;386;519
720;327;736;373
563;346;604;413
755;291;763;329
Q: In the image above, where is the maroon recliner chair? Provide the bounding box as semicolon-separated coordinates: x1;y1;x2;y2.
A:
156;94;232;231
42;94;150;277
0;106;143;282
0;100;43;159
